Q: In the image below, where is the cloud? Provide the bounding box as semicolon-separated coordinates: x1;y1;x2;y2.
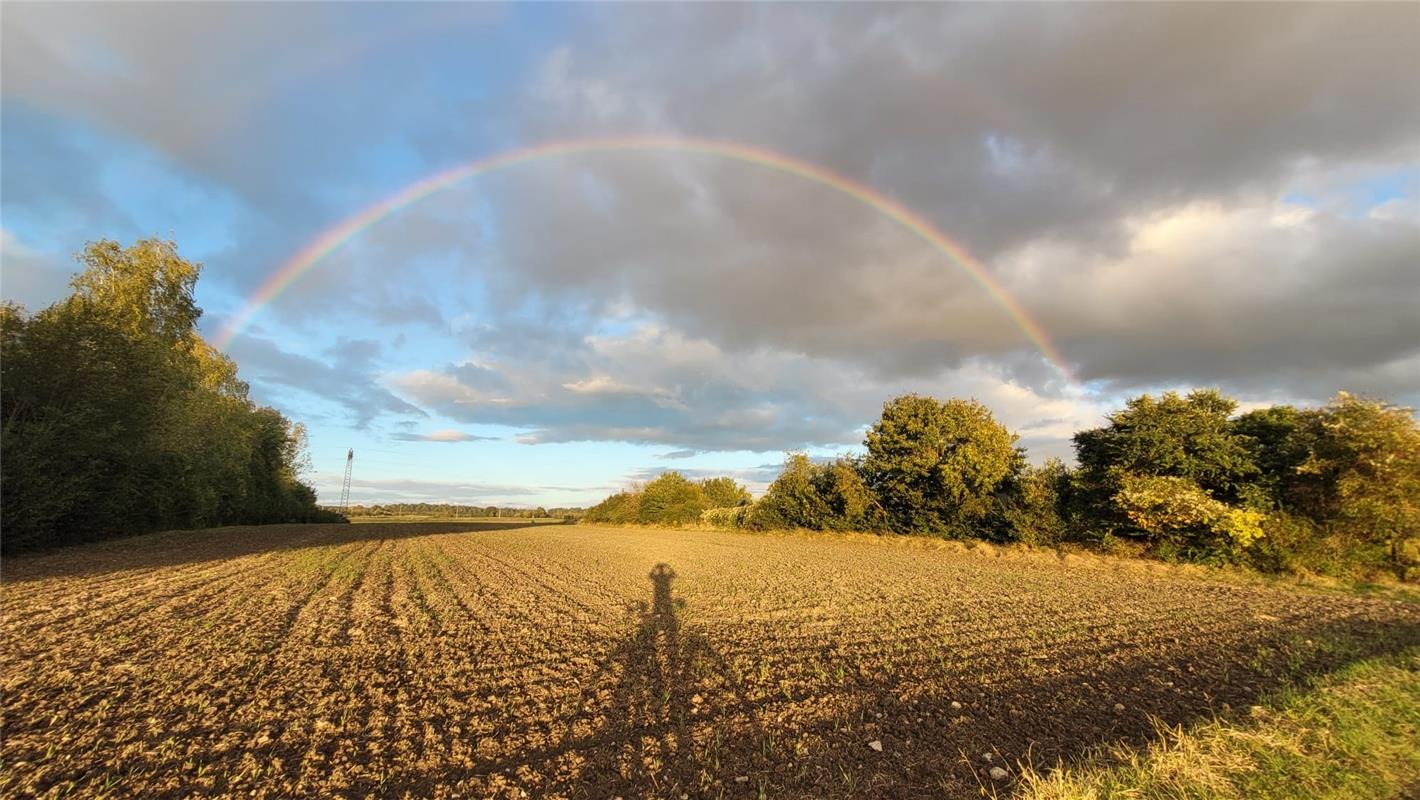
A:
1013;199;1420;402
224;333;426;427
0;229;75;310
390;429;497;443
392;322;1108;459
307;473;613;506
6;3;1417;467
427;3;1419;401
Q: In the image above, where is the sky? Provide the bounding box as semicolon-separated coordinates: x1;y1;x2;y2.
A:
3;3;1417;508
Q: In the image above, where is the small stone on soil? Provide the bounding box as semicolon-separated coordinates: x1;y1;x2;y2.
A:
1113;703;1125;712
950;701;962;710
868;740;883;752
989;766;1008;781
735;776;749;783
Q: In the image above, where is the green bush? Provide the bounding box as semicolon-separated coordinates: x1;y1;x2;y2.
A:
700;477;751;509
575;388;1418;583
997;458;1072;546
584;491;642;524
1112;472;1265;563
1291;393;1419;579
637;472;707;526
746;453;827;530
1073;389;1259;534
812;457;881;531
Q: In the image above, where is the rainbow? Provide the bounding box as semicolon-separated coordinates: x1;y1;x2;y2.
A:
216;136;1072;381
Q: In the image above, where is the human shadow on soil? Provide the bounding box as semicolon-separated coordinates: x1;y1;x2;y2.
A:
564;563;773;796
0;520;549;582
465;563;774;798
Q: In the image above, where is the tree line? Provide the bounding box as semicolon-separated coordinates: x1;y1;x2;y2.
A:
584;476;752;526
2;240;342;553
347;503;585;520
585;391;1420;581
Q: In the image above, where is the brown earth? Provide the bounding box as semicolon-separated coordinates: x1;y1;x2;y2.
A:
2;522;1417;799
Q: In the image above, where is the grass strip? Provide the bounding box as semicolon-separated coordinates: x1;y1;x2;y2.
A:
1013;648;1420;800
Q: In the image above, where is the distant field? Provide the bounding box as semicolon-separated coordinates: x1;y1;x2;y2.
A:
3;523;1416;799
346;516;569;525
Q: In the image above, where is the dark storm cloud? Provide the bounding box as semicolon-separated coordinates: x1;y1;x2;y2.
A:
468;3;1419;398
514;4;1416;251
1017;202;1420;403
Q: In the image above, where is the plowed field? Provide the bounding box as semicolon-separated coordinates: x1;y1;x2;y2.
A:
3;523;1417;798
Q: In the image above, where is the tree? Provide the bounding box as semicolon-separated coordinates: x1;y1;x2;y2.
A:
997;458;1072;546
700;476;751;508
862;394;1021;535
69;238;201;345
1112;472;1265;561
812;457;879;531
638;472;707;526
1230;404;1310;507
1292;393;1420;576
584;491;641;524
746;453;829;530
1074;390;1259;531
0;240;336;553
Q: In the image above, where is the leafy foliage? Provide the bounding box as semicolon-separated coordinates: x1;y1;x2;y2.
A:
701;505;750;529
637;472;707;525
996;458;1072;546
812;457;880;531
746;453;829;530
863;394;1022;535
1;240;339;552
583;491;642;525
1113;473;1266;559
1291;394;1420;578
580;387;1417;581
699;476;751;509
1230;404;1310;508
1074;390;1258;515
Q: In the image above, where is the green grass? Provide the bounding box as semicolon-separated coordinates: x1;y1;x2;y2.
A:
1012;648;1420;799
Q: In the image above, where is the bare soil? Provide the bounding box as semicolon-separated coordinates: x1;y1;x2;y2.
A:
3;522;1416;798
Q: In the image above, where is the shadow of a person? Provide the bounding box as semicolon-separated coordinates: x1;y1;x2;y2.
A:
462;563;770;797
567;563;768;798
